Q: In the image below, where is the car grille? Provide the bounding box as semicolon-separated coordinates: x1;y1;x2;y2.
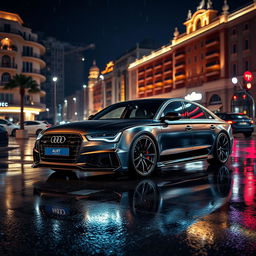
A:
39;134;82;163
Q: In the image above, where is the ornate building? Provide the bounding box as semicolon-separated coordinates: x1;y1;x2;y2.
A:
128;1;256;116
0;10;46;121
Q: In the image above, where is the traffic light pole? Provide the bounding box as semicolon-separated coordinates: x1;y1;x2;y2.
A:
236;81;255;120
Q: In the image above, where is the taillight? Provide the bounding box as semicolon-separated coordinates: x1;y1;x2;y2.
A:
250;120;254;124
227;120;233;124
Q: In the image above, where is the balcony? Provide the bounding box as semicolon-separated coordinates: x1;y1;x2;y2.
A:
205;38;219;48
164;68;172;74
22;68;46;82
205;61;220;71
175;52;185;60
0;27;38;42
22;52;41;58
175;62;185;69
164;58;172;65
0;63;17;69
205;50;220;59
154;71;162;77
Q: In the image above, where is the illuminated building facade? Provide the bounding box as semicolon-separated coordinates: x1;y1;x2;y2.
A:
0;10;46;121
128;1;256;115
88;44;154;115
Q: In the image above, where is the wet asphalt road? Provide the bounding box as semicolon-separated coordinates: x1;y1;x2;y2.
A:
0;136;256;256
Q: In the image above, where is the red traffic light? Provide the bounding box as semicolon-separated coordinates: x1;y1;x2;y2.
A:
243;94;247;99
243;71;253;82
233;95;237;100
246;82;252;90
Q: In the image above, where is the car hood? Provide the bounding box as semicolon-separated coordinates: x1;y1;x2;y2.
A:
44;119;155;134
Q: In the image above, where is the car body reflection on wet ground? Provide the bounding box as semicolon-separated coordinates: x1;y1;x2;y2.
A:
32;164;232;255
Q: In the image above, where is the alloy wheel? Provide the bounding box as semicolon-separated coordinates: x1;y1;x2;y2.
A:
216;133;230;163
132;135;157;176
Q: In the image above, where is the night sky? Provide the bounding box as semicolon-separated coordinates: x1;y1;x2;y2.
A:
1;0;252;77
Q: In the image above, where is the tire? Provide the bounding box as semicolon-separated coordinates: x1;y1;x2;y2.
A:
11;129;17;137
208;132;231;165
130;134;158;177
244;132;252;138
36;129;43;136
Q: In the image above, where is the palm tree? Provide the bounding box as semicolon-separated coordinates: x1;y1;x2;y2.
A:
4;74;40;130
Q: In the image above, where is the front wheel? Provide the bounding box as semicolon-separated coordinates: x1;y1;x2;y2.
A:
36;129;43;136
208;132;231;164
130;135;158;177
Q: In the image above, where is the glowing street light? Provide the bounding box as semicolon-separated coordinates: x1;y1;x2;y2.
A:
52;76;58;125
232;77;238;85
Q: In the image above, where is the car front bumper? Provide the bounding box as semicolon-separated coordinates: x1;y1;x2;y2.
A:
32;134;129;172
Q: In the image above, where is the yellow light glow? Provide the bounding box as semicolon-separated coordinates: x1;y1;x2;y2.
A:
101;61;114;75
0;11;24;24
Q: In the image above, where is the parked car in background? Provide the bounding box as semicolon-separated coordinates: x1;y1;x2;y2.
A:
23;121;51;136
0;125;9;147
215;113;254;137
0;119;19;136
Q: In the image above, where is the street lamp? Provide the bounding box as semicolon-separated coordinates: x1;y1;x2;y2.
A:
100;75;106;109
82;84;87;119
231;77;255;119
73;97;77;121
52;76;58;125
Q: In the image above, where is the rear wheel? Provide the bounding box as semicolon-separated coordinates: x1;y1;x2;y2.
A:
130;135;158;177
244;132;252;138
11;129;17;137
208;132;230;164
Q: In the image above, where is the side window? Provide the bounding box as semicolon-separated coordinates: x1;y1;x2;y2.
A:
0;120;7;124
161;101;186;118
184;102;207;119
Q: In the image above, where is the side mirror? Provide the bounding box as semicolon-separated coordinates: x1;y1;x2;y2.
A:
88;115;94;120
161;112;181;122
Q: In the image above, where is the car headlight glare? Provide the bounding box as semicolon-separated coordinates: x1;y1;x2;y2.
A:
36;131;44;140
86;132;122;143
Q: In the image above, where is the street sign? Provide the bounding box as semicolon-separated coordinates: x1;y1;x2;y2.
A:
243;71;253;82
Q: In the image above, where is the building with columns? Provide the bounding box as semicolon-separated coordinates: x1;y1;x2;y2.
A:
128;1;256;116
0;10;46;121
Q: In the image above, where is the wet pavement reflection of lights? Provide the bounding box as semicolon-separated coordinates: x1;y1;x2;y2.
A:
0;137;256;255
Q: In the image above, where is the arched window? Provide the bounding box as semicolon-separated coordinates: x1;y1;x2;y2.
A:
209;94;221;105
1;72;11;82
1;55;11;67
196;19;201;30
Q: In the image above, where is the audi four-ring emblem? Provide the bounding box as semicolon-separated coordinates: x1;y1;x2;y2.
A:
50;136;66;144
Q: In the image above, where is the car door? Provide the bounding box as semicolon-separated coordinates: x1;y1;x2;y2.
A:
158;100;193;161
183;101;215;154
0;120;10;135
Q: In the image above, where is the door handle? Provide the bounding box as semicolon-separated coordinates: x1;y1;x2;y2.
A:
210;125;215;130
185;125;192;131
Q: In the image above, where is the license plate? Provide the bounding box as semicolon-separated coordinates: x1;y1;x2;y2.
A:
239;122;248;125
45;205;70;216
44;147;69;156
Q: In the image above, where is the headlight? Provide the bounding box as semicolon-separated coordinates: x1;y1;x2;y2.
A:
85;132;122;143
36;131;44;140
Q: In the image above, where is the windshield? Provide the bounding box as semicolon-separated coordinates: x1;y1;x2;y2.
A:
92;101;164;120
